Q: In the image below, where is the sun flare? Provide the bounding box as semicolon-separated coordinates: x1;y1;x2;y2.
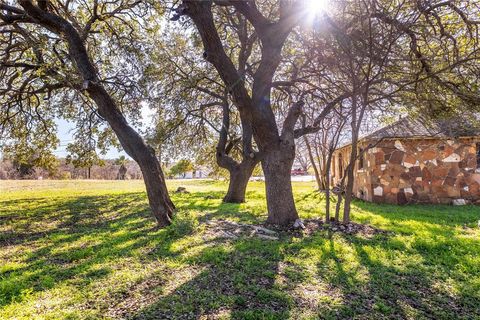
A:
306;0;330;14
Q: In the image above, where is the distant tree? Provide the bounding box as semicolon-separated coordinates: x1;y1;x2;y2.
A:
115;156;128;180
169;159;194;178
14;160;36;178
2;137;59;179
65;148;104;179
294;141;310;173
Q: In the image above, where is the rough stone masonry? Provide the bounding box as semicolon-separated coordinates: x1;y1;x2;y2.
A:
331;117;480;205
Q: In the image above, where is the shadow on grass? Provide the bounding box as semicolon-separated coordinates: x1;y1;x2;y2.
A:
0;193;147;246
349;236;479;319
126;222;480;319
0;189;266;310
128;238;292;319
268;227;480;320
1;188;479;319
354;200;480;227
0;192;200;307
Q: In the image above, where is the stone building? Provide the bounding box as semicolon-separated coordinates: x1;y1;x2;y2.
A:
331;117;480;205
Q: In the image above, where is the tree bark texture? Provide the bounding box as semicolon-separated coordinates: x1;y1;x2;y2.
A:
223;159;257;203
263;147;299;225
325;151;333;222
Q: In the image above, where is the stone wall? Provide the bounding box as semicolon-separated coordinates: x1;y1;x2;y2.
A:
331;138;480;205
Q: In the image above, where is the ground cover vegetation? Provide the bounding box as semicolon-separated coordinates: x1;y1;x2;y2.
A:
1;180;479;319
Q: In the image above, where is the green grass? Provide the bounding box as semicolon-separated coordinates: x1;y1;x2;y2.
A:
0;179;479;320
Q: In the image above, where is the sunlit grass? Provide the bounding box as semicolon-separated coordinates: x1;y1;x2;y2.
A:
0;179;479;319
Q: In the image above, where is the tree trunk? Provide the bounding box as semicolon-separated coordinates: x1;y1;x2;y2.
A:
215;100;259;204
88;85;175;227
343;147;357;224
304;136;323;190
139;152;175;227
263;148;299;225
343;93;364;224
335;193;342;222
320;153;328;190
185;0;302;226
223;160;256;203
325;151;333;222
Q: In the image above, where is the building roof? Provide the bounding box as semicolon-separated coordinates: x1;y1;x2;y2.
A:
365;116;480;140
335;115;480;150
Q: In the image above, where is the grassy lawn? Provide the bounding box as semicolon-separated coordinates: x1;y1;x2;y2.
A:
0;179;479;320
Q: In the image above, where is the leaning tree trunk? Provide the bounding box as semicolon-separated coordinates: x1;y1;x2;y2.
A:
263;147;299;226
89;85;175;227
138;149;175;226
224;159;257;203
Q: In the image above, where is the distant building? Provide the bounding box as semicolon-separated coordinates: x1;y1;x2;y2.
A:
331;117;480;205
182;169;209;179
171;167;210;179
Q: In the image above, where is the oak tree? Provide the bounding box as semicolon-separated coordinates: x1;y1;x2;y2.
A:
0;0;174;226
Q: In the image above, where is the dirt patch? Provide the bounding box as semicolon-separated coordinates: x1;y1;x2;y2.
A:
201;219;391;241
202;219;280;241
290;219;392;238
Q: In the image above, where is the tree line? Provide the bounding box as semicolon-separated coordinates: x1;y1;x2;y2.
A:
0;156;142;180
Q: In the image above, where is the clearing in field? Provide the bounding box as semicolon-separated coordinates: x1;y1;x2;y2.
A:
1;180;479;320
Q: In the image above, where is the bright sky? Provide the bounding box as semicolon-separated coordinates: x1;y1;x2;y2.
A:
54;103;156;160
306;0;330;13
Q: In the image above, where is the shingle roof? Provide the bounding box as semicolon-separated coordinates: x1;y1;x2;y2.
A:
335;115;480;150
365;115;480;140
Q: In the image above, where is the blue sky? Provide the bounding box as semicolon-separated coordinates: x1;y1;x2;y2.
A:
54;104;156;160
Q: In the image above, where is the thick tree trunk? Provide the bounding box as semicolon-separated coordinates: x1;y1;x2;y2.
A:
223;160;256;203
215;100;259;204
263;148;299;226
185;0;301;227
139;151;175;227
